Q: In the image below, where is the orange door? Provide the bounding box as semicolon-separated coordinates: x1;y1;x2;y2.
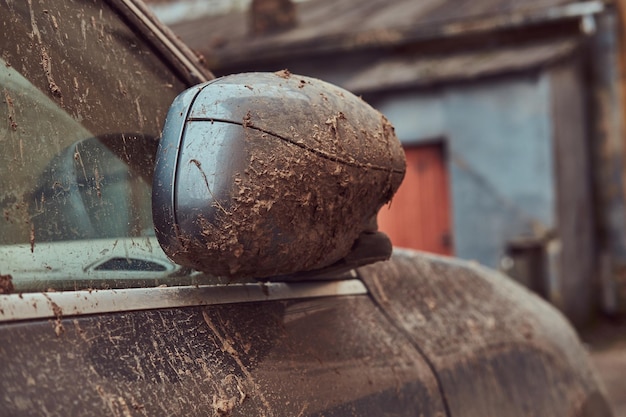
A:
378;143;453;255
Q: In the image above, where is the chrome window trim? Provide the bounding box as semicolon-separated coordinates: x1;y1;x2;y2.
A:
0;278;368;323
115;0;213;84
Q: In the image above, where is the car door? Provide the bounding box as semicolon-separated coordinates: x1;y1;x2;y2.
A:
1;287;447;416
0;1;446;415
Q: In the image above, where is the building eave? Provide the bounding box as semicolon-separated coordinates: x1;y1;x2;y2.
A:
171;0;609;70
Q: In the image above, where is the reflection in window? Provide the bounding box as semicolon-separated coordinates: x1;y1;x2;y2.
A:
94;257;167;272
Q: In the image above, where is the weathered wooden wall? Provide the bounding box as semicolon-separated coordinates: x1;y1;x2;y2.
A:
549;60;597;325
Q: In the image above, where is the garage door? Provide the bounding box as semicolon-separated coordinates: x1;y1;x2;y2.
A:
378;143;453;255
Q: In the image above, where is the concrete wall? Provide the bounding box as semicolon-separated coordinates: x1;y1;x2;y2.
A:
366;73;557;270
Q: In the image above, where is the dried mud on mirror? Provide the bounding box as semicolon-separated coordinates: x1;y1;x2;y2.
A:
168;72;406;278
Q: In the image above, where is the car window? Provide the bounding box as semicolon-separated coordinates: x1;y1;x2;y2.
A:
0;0;191;291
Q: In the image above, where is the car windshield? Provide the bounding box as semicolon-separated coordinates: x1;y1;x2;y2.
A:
0;0;196;291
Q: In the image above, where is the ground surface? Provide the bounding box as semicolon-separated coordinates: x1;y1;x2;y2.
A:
583;319;626;417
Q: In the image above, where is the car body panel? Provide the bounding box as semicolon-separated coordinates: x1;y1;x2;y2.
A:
0;294;446;417
359;249;612;417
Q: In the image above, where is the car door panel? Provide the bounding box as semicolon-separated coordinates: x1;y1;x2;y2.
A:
0;295;446;416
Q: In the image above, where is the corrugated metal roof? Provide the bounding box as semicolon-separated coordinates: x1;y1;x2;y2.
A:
171;0;604;68
343;39;579;93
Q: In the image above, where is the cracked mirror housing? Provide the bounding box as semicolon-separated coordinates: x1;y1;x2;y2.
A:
153;72;406;279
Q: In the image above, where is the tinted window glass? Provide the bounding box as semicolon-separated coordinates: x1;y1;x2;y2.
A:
0;0;187;291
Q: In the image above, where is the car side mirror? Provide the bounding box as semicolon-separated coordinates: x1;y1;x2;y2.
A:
152;72;405;279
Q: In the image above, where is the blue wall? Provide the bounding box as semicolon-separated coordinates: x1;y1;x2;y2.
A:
368;74;556;269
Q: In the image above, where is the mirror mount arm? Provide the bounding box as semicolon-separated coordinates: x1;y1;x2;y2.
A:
267;230;393;281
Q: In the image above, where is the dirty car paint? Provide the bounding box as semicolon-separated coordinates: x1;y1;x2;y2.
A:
359;249;613;417
0;295;445;416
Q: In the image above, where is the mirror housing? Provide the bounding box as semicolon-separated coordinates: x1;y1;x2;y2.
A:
153;72;405;279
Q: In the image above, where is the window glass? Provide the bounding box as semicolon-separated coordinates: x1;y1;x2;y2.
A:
0;0;191;291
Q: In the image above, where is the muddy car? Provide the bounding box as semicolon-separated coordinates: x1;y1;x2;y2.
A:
0;0;614;416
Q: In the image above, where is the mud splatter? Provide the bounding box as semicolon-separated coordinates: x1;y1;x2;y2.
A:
4;89;17;132
29;223;35;253
51;14;59;31
190;159;230;215
95;385;136;417
94;166;102;199
274;69;291;79
40;48;62;99
212;377;246;417
242;110;252;128
296;403;309;417
0;274;14;294
117;79;127;97
202;311;274;416
212;396;236;416
27;0;42;44
74;145;88;181
134;97;145;130
3;89;18;131
43;293;64;336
